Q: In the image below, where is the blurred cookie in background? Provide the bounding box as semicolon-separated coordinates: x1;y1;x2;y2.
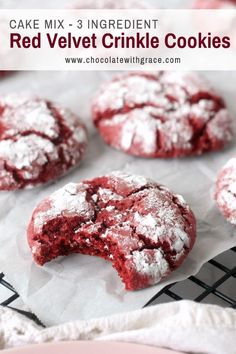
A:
0;94;88;190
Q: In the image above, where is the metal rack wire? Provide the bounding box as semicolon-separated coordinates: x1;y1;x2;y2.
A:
144;247;236;308
0;247;235;326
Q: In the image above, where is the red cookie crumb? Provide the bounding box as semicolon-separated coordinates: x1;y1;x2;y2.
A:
92;72;232;158
0;94;87;190
215;156;236;225
27;171;196;291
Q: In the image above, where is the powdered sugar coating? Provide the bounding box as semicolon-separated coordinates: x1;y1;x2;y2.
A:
131;249;169;284
215;156;236;224
28;171;196;290
92;72;233;158
34;183;95;230
0;94;88;190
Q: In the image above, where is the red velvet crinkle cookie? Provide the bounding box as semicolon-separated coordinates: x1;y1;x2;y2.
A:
0;94;87;190
215;156;236;225
27;171;196;290
92;72;233;158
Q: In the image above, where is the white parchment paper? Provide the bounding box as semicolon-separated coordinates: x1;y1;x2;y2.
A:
0;70;235;326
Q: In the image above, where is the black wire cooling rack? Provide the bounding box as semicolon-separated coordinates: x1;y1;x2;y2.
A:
0;247;235;326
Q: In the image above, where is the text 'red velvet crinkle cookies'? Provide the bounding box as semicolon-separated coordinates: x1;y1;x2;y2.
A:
0;94;88;190
215;156;236;225
27;171;196;291
92;72;233;158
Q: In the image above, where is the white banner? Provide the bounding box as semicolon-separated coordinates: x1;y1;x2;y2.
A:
0;9;236;70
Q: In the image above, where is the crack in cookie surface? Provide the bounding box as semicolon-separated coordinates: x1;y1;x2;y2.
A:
0;94;88;190
215;156;236;224
92;72;232;157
